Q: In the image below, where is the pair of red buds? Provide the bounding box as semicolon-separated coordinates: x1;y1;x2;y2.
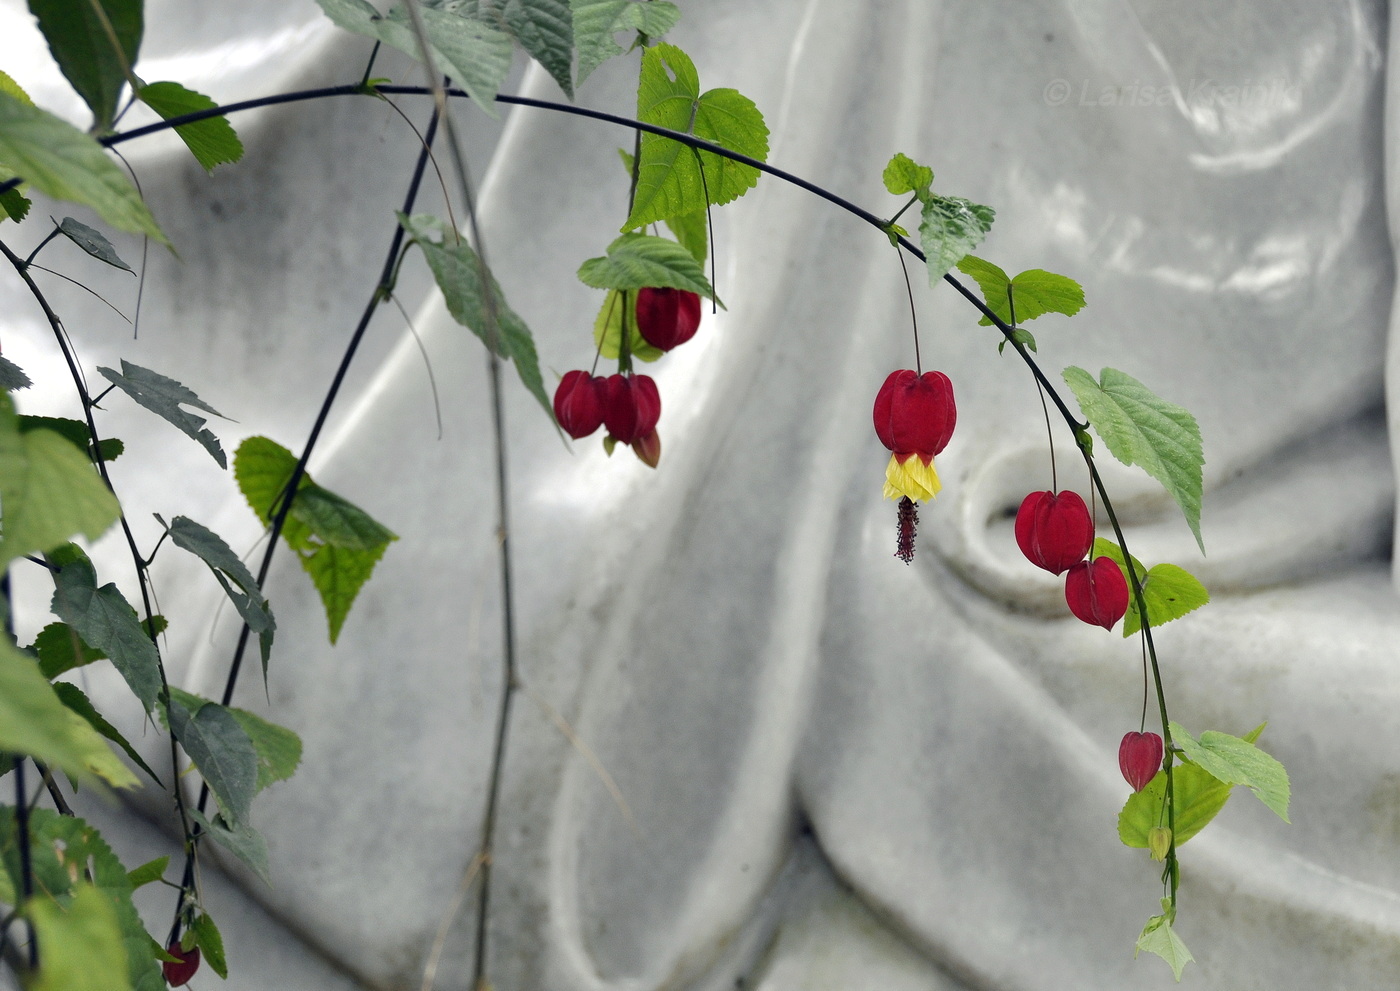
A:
553;371;661;466
1014;489;1129;630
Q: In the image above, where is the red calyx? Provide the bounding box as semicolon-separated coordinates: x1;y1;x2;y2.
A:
553;370;605;439
1015;490;1093;574
1119;731;1164;792
872;369;956;458
1064;556;1129;629
163;942;201;987
635;287;701;351
600;373;661;445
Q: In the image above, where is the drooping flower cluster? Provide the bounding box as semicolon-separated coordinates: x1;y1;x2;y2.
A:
553;287;701;468
1014;488;1128;630
872;369;956;562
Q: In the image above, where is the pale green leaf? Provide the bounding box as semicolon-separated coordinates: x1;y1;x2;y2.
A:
0;639;138;789
27;0;142;131
49;543;162;713
53;682;162;785
1170;722;1290;822
29;885;133;991
1118;760;1233;848
399;212;551;417
0;392;120;566
593;288;662;363
578;232;719;302
1063;366;1205;551
0;93;166;243
125;856;169;890
166;691;258;827
1089;538;1209;637
137;81;243;172
624;43;768;231
19;414;123;462
882;152;932;199
503;0;574;97
58;217;133;272
1135;913;1194;981
957;257;1084;327
919;193;994;284
573;0;682;85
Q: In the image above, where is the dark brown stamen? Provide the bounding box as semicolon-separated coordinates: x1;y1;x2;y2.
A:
896;496;918;563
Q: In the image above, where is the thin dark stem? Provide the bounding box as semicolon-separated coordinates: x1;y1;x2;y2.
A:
31;762;74;817
689;147;718;314
22;228;61;268
13;759;36;969
27;263;132;324
895;248;920;374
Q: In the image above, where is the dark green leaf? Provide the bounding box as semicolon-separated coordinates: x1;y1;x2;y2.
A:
52;681;162;785
578;232;719;302
166;690;257;827
1170;722;1290;822
163;516;274;671
0;392;120;566
188;809;270;885
0;639;138;788
19;414;123;462
1;186;32;222
882;152;932;200
573;0;681;86
226;706;302;793
398;212;551;418
58;216;133;272
125;856;168;890
503;0;573;98
0;355;32;389
48;543;161;713
0;93;166;243
136;81;243;172
919;193;994;284
96;360;227;467
190;912;228;979
27;0;143;131
1063;366;1205;551
624;43;768;231
32;615;164;680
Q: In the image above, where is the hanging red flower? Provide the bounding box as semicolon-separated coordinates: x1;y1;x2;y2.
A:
1015;489;1093;574
1064;556;1129;629
872;369;956;502
600;373;661;445
1119;731;1164;792
553;370;605;439
636;287;701;351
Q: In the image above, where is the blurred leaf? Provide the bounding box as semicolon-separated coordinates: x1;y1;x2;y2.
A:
27;0;142;131
28;885;133;991
503;0;573;97
125;856;169;890
592;288;661;363
52;681;161;785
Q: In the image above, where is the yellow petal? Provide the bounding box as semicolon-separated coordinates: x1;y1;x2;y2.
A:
883;453;941;502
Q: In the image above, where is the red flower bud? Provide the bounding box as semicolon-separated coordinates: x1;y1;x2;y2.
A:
163;942;201;987
553;370;605;439
1064;556;1129;629
1015;490;1093;574
635;287;701;351
600;373;661;445
872;369;956;458
1119;731;1164;792
631;428;661;468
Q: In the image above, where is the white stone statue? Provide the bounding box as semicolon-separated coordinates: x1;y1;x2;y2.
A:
2;1;1397;989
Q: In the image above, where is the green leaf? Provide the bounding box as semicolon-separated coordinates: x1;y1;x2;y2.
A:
0;392;121;567
398;212;551;418
578;232;720;302
32;616;164;680
1062;366;1205;552
1118;760;1233;849
53;681;162;785
882;152;932;200
190;911;228;980
0;808;160;991
136;81;243;172
1170;722;1290;822
573;0;682;85
57;216;133;272
96;360;227;467
956;256;1084;328
19;414;123;462
125;856;169;890
620;146;707;265
1135;913;1194;981
0;185;30;222
315;0;513;116
225;706;301;794
28;884;134;991
919;193;995;285
188;808;271;885
592;288;662;363
0;93;166;243
49;543;162;714
0;354;32;389
0;639;138;788
233;436;397;644
624;43;769;231
502;0;573;98
1089;538;1209;637
27;0;143;132
165;690;258;827
163;515;274;665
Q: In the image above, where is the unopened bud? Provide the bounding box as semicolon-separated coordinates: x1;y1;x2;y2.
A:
1147;825;1172;862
